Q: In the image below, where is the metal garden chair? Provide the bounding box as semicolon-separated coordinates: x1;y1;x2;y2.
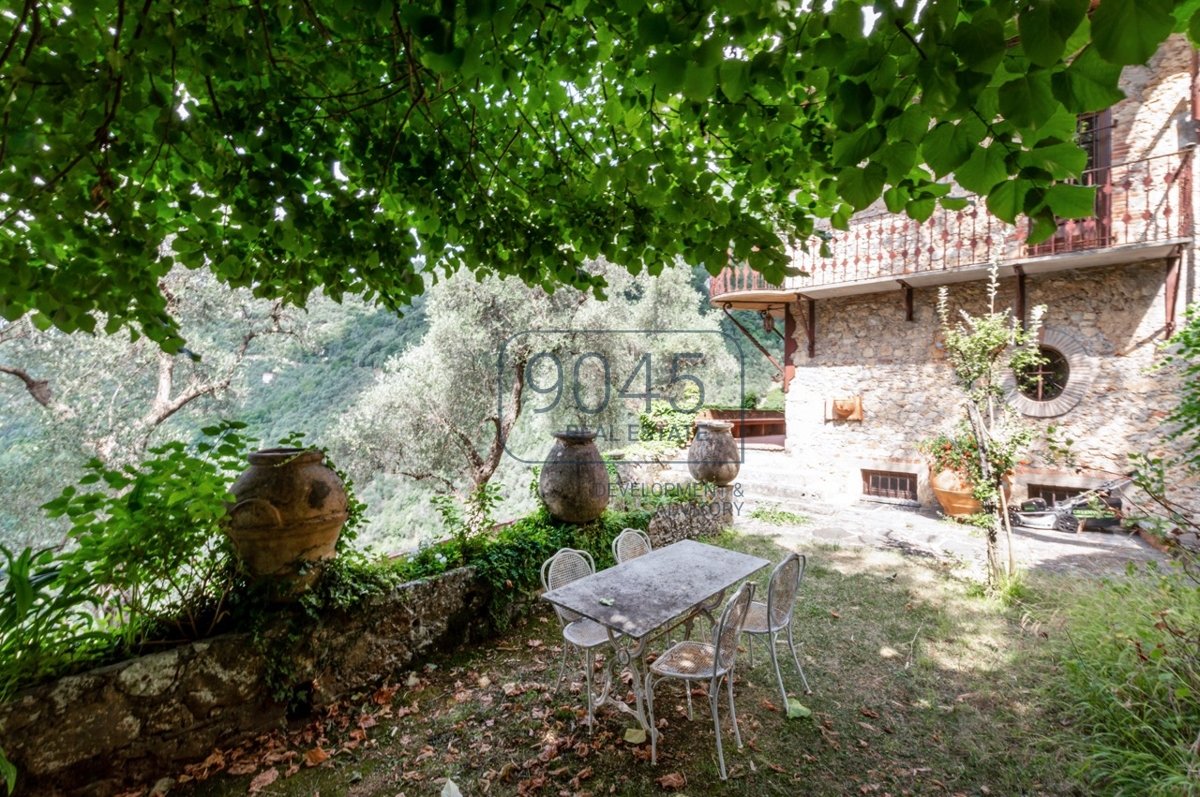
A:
540;547;608;728
741;553;811;707
611;528;653;564
645;581;755;780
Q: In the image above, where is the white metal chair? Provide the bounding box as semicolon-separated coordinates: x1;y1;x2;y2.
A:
742;553;811;706
612;528;652;564
541;548;607;728
645;581;755;780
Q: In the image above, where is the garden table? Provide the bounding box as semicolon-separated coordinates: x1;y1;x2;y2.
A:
540;539;769;743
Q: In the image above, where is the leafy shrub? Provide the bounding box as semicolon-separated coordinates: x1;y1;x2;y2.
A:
0;546;106;700
1050;564;1200;795
637;385;698;448
759;387;785;412
43;422;252;648
432;483;503;566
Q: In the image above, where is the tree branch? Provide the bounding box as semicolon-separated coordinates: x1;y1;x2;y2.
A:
0;364;52;407
398;469;457;494
481;354;527;487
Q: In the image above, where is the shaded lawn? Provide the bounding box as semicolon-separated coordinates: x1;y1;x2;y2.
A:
166;532;1085;797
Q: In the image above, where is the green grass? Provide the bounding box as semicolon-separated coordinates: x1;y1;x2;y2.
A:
168;533;1094;797
748;505;809;526
1029;563;1200;796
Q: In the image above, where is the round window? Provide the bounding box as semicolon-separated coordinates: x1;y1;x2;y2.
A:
1017;346;1071;402
1001;328;1094;418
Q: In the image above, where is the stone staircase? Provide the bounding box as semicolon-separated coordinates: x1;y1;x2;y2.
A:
667;445;834;523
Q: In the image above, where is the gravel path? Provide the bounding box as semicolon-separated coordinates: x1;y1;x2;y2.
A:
735;499;1166;579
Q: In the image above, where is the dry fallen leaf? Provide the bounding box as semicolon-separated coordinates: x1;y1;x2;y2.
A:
860;707;880;719
226;761;258;777
247;767;279;794
372;684;399;705
760;698;780;712
304;747;330;767
656;772;687;790
830;610;841;619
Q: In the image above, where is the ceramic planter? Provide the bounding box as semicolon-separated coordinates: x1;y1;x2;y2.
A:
226;448;348;594
688;420;740;486
538;431;610;523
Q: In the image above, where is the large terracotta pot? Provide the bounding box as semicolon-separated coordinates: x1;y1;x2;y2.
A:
929;469;982;518
688;420;740;486
539;431;610;523
929;469;1013;518
226;448;348;593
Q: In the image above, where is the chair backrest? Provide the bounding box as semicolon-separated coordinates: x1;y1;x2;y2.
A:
713;581;755;672
540;548;596;624
612;528;653;564
766;553;806;631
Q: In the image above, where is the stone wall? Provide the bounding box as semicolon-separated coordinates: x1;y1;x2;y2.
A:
784;260;1198;512
0;499;731;797
0;567;491;797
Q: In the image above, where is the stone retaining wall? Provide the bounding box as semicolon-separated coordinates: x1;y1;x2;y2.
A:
0;499;731;796
0;567;491;797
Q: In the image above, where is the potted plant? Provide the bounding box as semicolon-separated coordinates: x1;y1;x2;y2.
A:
918;426;1019;517
919;428;985;517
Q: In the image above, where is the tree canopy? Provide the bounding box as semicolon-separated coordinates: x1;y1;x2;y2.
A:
1;0;1195;349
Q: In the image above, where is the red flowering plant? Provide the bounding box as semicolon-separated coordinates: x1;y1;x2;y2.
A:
918;429;984;486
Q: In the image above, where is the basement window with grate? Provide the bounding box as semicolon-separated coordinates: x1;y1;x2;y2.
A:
862;470;918;502
1027;483;1086;506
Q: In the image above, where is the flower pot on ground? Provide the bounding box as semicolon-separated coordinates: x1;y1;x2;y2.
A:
929;469;982;518
226;448;349;595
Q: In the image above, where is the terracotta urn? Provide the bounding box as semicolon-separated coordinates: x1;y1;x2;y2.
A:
929;469;982;518
226;448;348;593
929;469;1013;518
539;431;610;523
688;420;740;486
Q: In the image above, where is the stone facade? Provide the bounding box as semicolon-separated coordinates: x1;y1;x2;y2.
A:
784;261;1193;508
775;35;1200;514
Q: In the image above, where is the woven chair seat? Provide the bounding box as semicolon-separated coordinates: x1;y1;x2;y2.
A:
741;601;774;634
563;618;612;649
650;640;722;678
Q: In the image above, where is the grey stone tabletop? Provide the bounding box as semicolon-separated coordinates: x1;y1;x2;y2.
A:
541;539;769;639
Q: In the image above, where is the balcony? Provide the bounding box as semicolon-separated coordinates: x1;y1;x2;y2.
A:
710;149;1193;305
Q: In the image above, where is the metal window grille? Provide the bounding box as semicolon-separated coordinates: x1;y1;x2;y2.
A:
1027;483;1086;506
862;470;918;501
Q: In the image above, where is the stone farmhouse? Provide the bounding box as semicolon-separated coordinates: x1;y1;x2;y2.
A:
709;35;1198;514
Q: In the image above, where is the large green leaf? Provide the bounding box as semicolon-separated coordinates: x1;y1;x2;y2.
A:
1019;0;1089;67
998;72;1058;128
1051;45;1125;113
1092;0;1173;66
1020;141;1089;178
922;121;982;177
836;163;887;211
832;126;885;167
986;178;1031;223
955;144;1009;195
951;15;1006;72
1045;183;1098;218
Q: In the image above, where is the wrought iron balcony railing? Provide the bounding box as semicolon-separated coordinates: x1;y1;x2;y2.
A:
710;148;1193;300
